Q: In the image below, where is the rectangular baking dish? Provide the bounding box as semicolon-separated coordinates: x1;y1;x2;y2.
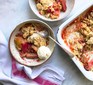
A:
57;4;93;81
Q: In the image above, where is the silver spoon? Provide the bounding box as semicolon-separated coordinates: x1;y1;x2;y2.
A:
38;31;74;58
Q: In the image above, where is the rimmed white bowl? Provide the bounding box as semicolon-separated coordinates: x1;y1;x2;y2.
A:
9;19;55;66
29;0;75;22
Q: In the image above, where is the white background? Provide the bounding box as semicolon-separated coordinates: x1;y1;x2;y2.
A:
0;0;93;85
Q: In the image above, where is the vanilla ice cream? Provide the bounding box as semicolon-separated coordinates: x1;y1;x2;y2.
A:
37;46;51;59
27;33;39;43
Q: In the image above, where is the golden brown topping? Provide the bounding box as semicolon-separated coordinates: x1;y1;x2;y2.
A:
40;0;54;6
87;37;93;44
79;23;93;37
35;0;67;19
36;3;43;10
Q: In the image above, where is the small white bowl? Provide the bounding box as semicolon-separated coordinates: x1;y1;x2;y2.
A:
9;19;55;66
29;0;75;22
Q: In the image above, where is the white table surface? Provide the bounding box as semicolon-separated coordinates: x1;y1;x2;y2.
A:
0;0;93;85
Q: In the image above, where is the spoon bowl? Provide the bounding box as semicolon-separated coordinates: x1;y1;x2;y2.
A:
38;31;49;38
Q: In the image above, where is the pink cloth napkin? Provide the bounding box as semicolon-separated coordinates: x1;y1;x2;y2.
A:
0;30;65;85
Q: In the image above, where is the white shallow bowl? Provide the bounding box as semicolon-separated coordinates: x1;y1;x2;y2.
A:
29;0;75;22
9;19;55;66
57;4;93;81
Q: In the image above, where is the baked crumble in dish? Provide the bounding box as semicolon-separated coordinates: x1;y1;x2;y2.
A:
35;0;67;19
14;23;50;60
62;7;93;71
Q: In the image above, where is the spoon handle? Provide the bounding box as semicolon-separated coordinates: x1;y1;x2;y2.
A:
49;36;74;58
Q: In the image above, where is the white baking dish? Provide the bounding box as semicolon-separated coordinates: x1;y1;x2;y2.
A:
57;4;93;81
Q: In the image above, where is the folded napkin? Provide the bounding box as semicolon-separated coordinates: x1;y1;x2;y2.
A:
0;30;65;85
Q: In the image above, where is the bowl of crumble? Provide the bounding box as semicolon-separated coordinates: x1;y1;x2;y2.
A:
29;0;75;21
9;19;55;66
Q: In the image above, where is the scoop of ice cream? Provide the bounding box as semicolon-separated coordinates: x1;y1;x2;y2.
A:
37;46;51;59
27;33;39;43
